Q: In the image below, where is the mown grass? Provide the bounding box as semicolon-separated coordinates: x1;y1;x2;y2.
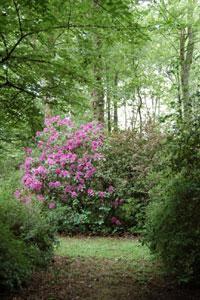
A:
55;236;151;262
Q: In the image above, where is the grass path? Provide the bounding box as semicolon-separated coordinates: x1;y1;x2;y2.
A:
6;237;200;300
56;236;151;261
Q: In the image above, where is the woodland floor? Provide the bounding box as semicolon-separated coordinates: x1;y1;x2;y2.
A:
3;237;200;300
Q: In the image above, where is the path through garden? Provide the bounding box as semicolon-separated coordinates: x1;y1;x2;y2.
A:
4;237;200;300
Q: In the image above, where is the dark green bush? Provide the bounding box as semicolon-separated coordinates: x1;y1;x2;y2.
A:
0;222;32;290
144;119;200;284
145;172;200;283
95;126;161;233
47;195;117;235
0;195;55;290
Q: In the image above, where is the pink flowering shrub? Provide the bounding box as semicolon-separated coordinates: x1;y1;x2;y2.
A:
17;116;123;233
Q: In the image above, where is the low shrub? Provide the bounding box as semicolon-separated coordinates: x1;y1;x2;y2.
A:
0;222;32;290
0;193;55;290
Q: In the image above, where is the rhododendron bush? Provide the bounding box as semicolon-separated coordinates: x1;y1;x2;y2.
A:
17;116;123;232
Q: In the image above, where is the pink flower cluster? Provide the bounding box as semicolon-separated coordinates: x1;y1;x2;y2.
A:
16;116;124;227
111;216;122;226
21;116;106;206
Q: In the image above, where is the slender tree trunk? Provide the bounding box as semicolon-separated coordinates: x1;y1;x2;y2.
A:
113;102;118;131
92;52;104;123
124;99;127;129
92;0;104;124
113;72;118;131
176;66;183;121
131;90;136;129
105;65;111;132
137;87;143;134
44;96;51;118
106;84;111;132
179;2;195;121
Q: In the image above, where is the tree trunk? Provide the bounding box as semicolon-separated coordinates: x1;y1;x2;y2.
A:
105;66;111;132
124;99;127;129
137;87;143;134
106;88;111;132
179;3;195;121
113;72;118;131
92;0;104;124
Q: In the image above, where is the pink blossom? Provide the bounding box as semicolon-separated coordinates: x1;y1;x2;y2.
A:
58;117;73;127
45;115;61;127
78;178;85;185
111;216;121;226
78;184;85;191
93;153;104;161
23;174;42;191
55;168;61;175
65;185;73;193
60;170;70;177
70;191;78;198
24;157;33;171
39;152;46;161
49;202;56;209
85;167;96;179
38;140;44;149
49;181;61;188
47;157;56;165
87;189;95;197
107;185;115;194
30;180;43;191
34;165;47;176
36;194;45;202
43;127;49;133
91;141;99;151
48;130;59;143
98;191;106;198
24;147;32;155
14;189;21;199
36;131;41;137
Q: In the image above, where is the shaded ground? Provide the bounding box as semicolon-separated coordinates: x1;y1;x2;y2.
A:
3;237;200;300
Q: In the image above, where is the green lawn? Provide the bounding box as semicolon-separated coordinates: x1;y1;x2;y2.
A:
9;237;200;300
55;236;151;261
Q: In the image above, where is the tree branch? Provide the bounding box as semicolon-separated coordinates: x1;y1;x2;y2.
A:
0;33;9;56
10;55;52;64
0;80;37;96
0;22;143;65
0;32;31;64
13;0;23;36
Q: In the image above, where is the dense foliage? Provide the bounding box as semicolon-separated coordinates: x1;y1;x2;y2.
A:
144;119;200;283
0;190;55;290
95;125;162;233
